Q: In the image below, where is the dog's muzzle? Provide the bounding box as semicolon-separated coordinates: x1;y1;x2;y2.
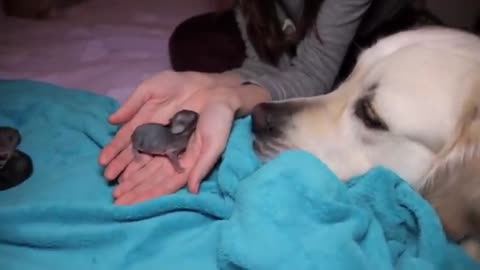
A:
251;103;273;134
251;102;298;159
251;103;286;137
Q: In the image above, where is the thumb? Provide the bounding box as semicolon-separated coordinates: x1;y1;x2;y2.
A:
187;134;224;194
187;113;233;194
108;86;152;124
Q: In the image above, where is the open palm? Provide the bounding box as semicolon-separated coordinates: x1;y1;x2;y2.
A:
98;71;236;204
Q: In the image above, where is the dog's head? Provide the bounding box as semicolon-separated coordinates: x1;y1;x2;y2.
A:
251;27;480;245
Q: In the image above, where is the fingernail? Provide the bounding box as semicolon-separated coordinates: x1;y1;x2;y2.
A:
99;155;111;166
105;168;119;181
98;156;105;165
114;197;128;205
190;185;199;194
113;187;123;198
104;172;113;180
114;200;124;205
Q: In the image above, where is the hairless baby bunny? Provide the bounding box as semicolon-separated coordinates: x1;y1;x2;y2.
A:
0;127;33;190
131;110;199;173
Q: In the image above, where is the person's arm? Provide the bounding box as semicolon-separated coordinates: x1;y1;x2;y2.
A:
232;0;373;100
230;6;284;81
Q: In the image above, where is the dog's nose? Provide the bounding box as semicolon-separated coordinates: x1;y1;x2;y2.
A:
251;103;270;133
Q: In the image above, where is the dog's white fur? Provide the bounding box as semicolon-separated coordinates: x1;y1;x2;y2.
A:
252;27;480;259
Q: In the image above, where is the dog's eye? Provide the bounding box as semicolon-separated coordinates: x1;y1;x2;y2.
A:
354;95;388;131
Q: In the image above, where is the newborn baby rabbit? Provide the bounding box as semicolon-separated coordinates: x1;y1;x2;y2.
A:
131;110;199;173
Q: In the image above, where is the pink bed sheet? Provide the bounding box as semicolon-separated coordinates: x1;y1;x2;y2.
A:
0;0;220;102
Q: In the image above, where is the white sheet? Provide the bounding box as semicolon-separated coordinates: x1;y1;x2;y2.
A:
0;0;219;102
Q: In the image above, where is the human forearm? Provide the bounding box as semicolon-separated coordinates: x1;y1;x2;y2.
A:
233;83;272;117
179;69;244;89
217;82;272;118
183;71;271;117
207;71;244;88
230;0;373;100
233;58;328;100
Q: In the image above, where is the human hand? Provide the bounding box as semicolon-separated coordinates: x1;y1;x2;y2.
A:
111;99;237;204
98;71;249;204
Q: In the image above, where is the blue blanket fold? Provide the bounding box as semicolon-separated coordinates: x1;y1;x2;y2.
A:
0;79;478;270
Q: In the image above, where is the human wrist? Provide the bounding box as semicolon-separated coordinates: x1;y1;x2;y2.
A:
181;70;271;116
180;71;218;89
228;83;272;117
178;70;243;90
208;71;244;87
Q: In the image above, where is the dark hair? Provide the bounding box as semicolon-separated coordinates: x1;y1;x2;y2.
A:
239;0;324;65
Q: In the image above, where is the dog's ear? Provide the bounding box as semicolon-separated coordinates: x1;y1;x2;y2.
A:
421;87;480;240
420;84;480;260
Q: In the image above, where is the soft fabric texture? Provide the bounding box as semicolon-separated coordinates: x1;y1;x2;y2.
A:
0;79;478;270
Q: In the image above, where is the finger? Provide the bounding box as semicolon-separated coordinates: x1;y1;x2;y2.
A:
115;172;188;205
103;144;135;180
187;116;233;194
186;135;222;194
113;157;165;198
98;104;157;166
108;86;152;124
140;175;188;201
118;153;152;183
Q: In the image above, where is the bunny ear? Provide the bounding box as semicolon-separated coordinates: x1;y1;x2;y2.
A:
170;121;188;135
170;110;199;135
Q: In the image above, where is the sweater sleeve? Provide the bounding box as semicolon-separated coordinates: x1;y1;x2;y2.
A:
232;0;373;100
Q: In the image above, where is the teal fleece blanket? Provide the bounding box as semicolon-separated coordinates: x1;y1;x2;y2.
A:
0;79;478;270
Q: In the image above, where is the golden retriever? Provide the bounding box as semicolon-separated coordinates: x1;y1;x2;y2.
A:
250;26;480;260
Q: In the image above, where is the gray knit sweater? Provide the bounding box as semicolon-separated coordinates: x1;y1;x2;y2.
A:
233;0;372;100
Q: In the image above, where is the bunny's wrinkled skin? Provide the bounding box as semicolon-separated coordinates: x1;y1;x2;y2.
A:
131;110;198;173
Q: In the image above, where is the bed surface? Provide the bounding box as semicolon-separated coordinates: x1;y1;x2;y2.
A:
0;0;219;102
1;79;477;270
2;2;480;268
